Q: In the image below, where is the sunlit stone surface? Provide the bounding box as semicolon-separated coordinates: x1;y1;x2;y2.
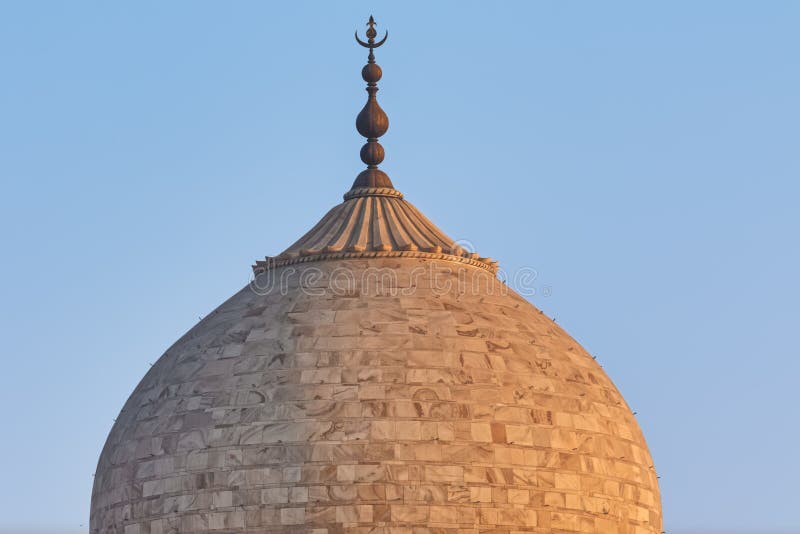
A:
91;259;662;533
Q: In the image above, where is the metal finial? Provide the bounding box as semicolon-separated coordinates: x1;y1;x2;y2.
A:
355;15;388;50
352;16;392;190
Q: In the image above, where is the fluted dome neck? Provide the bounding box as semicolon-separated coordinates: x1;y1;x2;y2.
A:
253;185;497;274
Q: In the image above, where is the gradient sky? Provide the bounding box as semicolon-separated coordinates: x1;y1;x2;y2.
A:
1;2;798;532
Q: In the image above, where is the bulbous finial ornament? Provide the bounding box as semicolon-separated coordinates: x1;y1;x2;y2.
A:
352;16;393;190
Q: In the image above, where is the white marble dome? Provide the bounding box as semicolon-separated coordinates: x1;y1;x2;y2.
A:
91;19;662;534
91;191;661;534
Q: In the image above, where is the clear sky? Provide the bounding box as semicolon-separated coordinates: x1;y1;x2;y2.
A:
1;1;798;532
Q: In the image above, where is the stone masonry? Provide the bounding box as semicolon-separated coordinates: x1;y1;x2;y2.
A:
91;258;662;534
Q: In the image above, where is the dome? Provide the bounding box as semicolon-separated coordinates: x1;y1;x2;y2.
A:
91;18;662;534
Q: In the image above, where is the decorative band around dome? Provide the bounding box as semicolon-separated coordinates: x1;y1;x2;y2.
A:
344;186;404;200
253;249;498;274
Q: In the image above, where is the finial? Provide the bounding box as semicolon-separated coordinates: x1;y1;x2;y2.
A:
352;16;393;190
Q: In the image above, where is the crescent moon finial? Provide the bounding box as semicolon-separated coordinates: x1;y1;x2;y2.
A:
355;15;388;49
350;16;394;192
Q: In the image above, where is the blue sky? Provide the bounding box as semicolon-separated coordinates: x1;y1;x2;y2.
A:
1;1;798;532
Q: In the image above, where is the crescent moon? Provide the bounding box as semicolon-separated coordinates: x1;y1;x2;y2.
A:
355;30;388;49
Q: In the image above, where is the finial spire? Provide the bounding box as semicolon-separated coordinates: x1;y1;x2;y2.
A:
352;16;393;190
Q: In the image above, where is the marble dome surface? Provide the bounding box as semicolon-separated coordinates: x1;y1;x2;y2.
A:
91;255;661;533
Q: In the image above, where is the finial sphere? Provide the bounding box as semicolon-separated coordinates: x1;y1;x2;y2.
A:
360;140;385;166
362;63;382;83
